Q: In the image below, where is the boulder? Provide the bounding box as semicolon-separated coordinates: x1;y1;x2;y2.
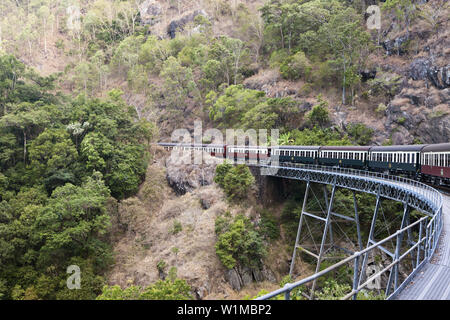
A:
252;268;264;282
360;69;377;82
409;58;450;89
167;10;209;39
165;150;222;195
383;36;409;56
298;102;312;113
139;0;163;26
261;265;277;283
225;269;242;291
240;267;254;287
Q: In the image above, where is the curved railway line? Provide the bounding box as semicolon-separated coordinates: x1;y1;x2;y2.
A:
158;142;449;300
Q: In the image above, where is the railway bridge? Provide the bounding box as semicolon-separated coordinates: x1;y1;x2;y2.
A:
159;143;448;299
252;162;447;300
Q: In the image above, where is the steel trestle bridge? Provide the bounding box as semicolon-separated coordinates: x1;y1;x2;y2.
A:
252;162;446;300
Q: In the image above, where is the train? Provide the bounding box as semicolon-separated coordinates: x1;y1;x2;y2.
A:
158;142;450;186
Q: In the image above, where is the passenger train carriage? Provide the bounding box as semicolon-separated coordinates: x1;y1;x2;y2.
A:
368;145;426;175
227;146;269;162
421;143;450;184
271;146;319;164
158;142;450;186
318;146;370;169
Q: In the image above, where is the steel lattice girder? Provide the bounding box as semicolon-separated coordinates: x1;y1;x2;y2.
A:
261;166;436;216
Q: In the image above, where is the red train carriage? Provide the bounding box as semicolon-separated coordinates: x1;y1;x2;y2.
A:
226;146;269;162
203;144;226;158
421;143;450;183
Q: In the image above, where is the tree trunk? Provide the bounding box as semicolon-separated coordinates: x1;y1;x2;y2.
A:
23;130;27;164
342;62;346;105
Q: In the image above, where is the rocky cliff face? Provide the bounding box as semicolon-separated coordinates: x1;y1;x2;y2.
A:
165;150;222;195
381;21;450;145
107;150;279;299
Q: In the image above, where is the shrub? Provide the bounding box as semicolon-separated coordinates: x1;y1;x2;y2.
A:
214;161;233;188
316;279;351;300
347;123;374;145
171;220;182;235
214;214;266;270
222;165;255;201
375;103;387;115
97;278;192;300
280;51;311;80
269;49;289;69
306;99;330;127
260;210;280;241
157;260;167;273
396;117;406;125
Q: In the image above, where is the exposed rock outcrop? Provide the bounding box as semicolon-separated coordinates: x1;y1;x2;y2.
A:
224;264;276;292
165;150;222;195
383;35;409;56
409;58;450;89
167;10;209;39
139;0;163;26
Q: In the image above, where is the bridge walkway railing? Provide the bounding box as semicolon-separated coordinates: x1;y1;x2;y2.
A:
252;161;443;300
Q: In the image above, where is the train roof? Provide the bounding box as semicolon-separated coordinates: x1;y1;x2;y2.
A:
229;145;268;149
157;143;225;148
422;143;450;153
369;145;428;152
277;145;321;150
320;146;371;151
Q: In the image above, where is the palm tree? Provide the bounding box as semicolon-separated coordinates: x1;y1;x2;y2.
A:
278;132;294;146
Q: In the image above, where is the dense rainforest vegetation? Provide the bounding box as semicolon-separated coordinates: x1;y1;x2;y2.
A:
0;0;446;300
0;55;154;299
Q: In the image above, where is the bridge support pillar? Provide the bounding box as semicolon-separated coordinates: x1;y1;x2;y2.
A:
358;186;382;288
289;179;364;299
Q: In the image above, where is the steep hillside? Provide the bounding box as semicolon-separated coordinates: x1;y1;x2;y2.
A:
0;0;448;300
